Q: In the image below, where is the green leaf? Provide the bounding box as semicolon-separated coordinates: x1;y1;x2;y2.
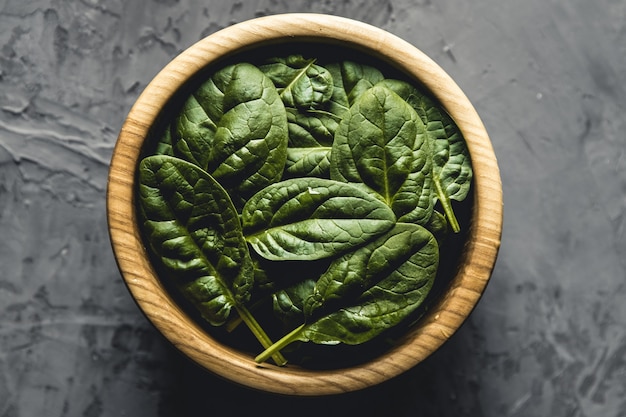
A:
138;155;253;325
260;55;334;109
172;95;215;168
260;56;338;148
305;223;439;342
285;107;339;148
269;60;382;150
279;61;384;148
273;278;316;329
138;155;287;365
167;63;289;206
171;69;228;169
325;61;385;107
284;147;332;179
242;178;396;261
426;104;472;205
255;223;439;362
207;63;289;204
330;84;434;225
425;210;449;246
379;79;473;232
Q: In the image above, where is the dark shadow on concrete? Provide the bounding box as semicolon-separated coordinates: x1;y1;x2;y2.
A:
155;319;485;417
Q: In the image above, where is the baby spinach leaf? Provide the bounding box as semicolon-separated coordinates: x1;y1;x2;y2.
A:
260;55;334;110
260;56;337;148
330;84;434;225
255;223;439;362
425;105;472;232
207;63;289;204
280;61;384;148
172;94;217;169
167;63;289;206
138;155;253;324
426;210;449;246
325;61;385;108
379;79;473;232
170;68;231;169
285;107;339;148
284;147;332;179
270;60;382;150
138;155;287;365
241;177;396;261
273;278;316;330
303;223;438;323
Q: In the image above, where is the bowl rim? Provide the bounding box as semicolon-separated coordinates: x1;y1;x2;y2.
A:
107;12;503;396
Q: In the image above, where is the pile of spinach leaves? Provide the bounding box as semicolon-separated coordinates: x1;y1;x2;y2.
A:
137;53;472;367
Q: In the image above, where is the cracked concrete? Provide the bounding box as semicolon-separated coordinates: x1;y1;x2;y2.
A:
1;0;625;416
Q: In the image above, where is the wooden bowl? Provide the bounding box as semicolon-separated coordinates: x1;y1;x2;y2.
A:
107;13;502;396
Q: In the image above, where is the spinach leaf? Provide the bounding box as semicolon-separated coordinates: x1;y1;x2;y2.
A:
138;155;286;365
255;223;439;362
268;60;383;151
325;61;385;108
241;177;396;261
330;84;434;225
273;278;316;330
172;94;217;168
426;210;449;245
206;63;289;204
280;61;384;148
425;105;472;232
171;68;229;169
168;63;289;206
138;155;253;323
260;56;336;148
260;55;334;110
378;79;473;232
284;147;332;179
285;107;339;147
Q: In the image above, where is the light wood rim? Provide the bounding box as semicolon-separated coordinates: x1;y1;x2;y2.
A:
107;13;503;396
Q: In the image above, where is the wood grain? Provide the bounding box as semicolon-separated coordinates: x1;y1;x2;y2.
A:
106;13;503;396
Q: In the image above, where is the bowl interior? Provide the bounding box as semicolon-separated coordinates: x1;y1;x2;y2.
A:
107;13;502;396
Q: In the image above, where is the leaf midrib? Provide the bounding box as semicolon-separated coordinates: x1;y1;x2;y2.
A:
280;59;317;99
159;163;235;301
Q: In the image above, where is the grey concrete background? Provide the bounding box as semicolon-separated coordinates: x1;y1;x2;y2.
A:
1;1;625;416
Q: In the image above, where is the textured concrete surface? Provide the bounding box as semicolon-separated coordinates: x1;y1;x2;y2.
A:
1;1;625;416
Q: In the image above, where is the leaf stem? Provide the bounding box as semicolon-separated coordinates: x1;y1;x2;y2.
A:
224;313;243;333
255;323;306;364
235;304;288;366
225;299;266;333
434;178;460;233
